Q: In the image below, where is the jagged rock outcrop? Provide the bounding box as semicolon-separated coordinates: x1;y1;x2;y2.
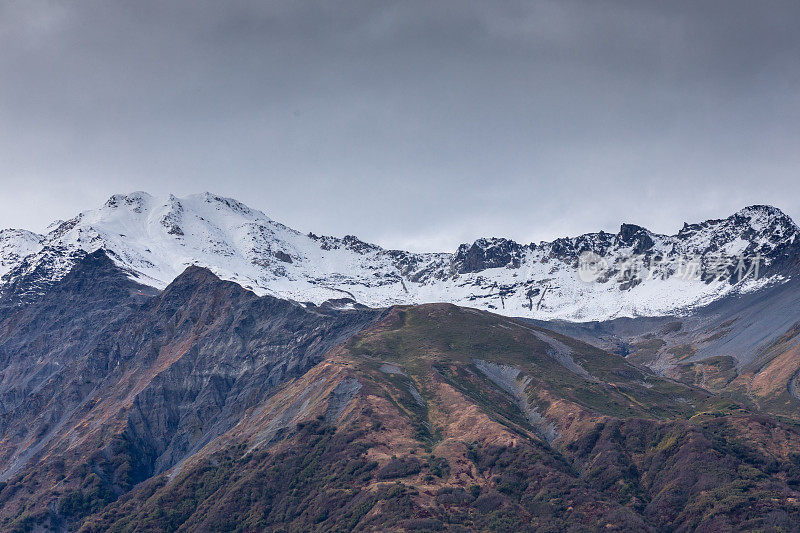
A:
453;238;527;273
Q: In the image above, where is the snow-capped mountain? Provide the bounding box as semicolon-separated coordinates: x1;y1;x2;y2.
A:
1;192;798;321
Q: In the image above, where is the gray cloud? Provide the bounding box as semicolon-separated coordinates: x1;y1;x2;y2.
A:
1;0;799;250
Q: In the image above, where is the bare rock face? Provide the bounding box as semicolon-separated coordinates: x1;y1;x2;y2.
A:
454;238;527;273
616;223;655;255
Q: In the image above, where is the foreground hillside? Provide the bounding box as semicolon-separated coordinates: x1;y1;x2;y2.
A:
3;253;800;531
85;306;800;532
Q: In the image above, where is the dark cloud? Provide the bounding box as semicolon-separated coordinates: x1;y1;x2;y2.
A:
1;0;799;250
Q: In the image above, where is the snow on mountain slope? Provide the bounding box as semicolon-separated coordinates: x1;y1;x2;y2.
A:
0;229;43;278
1;192;797;321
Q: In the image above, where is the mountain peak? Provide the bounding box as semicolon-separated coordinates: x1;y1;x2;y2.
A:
732;204;798;232
615;224;655;254
454;237;525;273
617;223;649;235
104;191;154;210
735;203;788;216
166;263;227;290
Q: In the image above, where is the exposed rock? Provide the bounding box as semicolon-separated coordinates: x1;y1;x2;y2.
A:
472;359;558;444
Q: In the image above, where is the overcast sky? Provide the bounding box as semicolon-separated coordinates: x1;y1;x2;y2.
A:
1;1;799;251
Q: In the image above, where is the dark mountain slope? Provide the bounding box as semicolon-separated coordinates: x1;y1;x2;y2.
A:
0;252;383;530
0;250;155;477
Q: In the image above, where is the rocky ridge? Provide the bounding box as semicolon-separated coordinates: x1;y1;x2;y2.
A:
1;193;797;320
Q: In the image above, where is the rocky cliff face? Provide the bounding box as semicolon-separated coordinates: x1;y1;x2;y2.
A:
1;193;798;321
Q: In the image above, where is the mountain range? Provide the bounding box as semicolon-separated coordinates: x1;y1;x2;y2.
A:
3;194;800;531
1;192;798;321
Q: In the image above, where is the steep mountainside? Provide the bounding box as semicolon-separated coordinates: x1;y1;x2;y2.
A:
1;192;798;321
3;258;800;531
0;252;382;529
